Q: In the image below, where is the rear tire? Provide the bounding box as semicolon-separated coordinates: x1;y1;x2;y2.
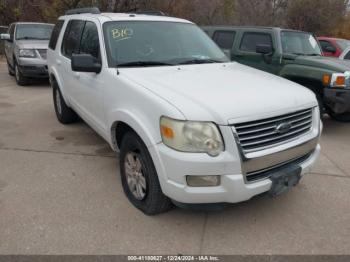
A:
52;82;79;124
328;110;350;122
14;62;28;86
119;131;173;215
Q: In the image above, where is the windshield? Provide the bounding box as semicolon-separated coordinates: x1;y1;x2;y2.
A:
281;31;322;56
336;39;350;50
16;24;53;40
103;21;229;67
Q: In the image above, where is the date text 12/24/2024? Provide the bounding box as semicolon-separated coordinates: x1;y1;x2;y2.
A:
127;256;220;261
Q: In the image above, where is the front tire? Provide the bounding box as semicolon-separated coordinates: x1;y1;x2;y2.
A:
120;131;173;215
14;62;28;86
328;110;350;122
52;82;79;124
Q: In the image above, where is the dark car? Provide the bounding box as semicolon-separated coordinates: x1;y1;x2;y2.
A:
203;26;350;122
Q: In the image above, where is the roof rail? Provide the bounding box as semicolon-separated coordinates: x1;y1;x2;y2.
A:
128;10;166;16
65;7;101;15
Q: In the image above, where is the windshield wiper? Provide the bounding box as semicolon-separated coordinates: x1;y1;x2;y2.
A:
306;53;321;56
177;58;223;65
117;61;174;67
17;37;48;40
290;52;306;56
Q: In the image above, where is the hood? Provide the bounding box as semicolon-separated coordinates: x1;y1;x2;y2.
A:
16;39;49;50
121;62;317;125
294;55;350;72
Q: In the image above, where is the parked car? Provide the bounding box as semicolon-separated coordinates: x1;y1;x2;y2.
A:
48;8;321;215
0;26;8;55
0;22;54;85
340;46;350;60
317;37;350;57
204;26;350;122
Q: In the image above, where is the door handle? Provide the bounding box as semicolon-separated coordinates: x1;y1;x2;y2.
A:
74;72;80;79
56;60;61;66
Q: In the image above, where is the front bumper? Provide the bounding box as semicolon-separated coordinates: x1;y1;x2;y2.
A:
149;125;321;204
17;57;48;78
324;88;350;114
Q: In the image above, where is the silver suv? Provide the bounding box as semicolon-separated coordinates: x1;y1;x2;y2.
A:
0;22;53;85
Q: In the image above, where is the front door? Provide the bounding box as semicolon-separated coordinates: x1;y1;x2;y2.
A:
232;31;280;75
73;20;106;133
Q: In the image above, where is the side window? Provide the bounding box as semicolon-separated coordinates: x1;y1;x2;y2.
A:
213;31;236;50
319;40;334;53
61;20;85;59
49;20;64;50
345;51;350;60
240;32;272;53
79;21;100;61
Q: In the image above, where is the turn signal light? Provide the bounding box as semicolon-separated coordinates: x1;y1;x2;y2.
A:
335;76;346;86
161;125;174;139
322;74;331;86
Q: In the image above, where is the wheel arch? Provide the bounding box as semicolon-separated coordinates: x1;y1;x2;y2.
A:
287;76;324;96
109;110;160;152
49;69;71;107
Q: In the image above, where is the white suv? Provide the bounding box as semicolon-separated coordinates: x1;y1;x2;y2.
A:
48;8;321;215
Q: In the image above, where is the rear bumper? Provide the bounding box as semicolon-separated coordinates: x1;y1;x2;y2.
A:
324;88;350;114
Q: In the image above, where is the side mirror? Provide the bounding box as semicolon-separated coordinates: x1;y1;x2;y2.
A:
256;44;273;55
325;46;336;53
71;54;101;74
0;33;11;41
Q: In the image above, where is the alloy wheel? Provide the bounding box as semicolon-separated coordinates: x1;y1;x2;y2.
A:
55;89;62;115
124;152;147;200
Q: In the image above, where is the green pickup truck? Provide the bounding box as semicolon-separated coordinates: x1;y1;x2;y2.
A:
203;26;350;122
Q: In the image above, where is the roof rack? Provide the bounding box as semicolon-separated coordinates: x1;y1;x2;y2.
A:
65;7;101;15
128;10;166;16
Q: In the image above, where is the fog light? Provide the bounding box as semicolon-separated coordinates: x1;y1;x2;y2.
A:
186;176;221;187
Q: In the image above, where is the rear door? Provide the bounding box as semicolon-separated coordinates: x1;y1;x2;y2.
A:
232;30;279;74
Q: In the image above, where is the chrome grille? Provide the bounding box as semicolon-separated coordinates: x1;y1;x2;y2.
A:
37;49;47;59
234;108;313;153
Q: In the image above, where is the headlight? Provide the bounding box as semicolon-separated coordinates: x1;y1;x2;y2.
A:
19;49;37;58
323;72;350;88
160;116;224;157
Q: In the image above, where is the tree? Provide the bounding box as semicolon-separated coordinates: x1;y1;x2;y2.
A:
286;0;349;35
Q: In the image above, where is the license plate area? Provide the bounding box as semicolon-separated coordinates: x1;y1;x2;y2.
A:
269;165;302;197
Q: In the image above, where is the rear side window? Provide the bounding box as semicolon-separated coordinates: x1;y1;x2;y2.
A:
49;20;64;50
345;51;350;60
61;20;85;59
240;32;272;52
319;40;334;52
213;31;236;50
79;21;100;60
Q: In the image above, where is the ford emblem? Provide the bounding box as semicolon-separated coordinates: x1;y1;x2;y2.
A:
276;122;292;134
